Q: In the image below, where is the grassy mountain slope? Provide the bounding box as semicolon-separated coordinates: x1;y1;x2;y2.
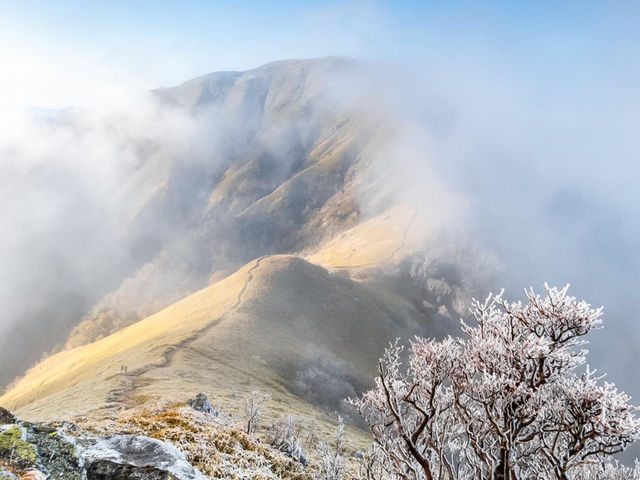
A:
306;204;427;271
63;57;393;351
1;243;434;422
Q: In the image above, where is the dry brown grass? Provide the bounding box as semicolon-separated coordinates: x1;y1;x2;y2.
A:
0;463;46;480
19;469;47;480
74;403;363;480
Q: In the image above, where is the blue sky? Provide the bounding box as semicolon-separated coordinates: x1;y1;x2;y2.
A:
0;1;638;107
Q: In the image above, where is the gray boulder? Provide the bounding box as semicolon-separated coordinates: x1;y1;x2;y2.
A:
86;460;178;480
188;393;216;415
81;435;207;480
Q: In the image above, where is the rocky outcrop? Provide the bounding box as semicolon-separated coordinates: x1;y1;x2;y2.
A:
81;435;207;480
24;425;83;480
0;408;16;425
0;410;206;480
86;460;175;480
188;393;216;415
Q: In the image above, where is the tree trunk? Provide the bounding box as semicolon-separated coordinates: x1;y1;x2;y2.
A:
494;447;510;480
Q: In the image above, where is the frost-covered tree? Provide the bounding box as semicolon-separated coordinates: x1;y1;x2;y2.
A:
349;445;395;480
244;390;271;435
408;238;502;318
316;416;347;480
571;461;640;480
267;414;308;465
350;285;640;480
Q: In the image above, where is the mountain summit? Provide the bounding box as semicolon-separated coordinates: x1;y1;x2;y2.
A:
1;58;472;425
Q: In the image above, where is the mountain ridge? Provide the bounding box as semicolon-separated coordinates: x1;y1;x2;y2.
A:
2;59;469;440
0;248;437;422
62;56;391;351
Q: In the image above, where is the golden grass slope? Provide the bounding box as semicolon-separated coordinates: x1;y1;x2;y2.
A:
1;254;429;424
306;204;428;271
0;259;256;419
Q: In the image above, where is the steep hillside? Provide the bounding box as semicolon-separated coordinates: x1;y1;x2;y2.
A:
64;57;394;350
1;58;470;452
1;251;442;423
306;204;426;272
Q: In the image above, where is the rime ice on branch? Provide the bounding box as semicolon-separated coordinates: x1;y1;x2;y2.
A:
350;284;640;480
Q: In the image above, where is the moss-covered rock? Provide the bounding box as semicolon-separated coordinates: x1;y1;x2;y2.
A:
0;426;37;463
0;425;39;476
26;424;83;480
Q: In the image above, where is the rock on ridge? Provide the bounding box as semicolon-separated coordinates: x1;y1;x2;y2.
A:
80;435;207;480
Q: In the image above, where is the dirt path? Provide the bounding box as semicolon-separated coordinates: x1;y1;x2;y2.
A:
104;256;266;411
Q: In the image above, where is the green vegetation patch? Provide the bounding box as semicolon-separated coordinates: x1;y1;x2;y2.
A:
0;426;37;463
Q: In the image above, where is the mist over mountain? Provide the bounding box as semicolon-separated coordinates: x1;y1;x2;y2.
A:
2;53;639;413
0;57;462;389
1;2;639;478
